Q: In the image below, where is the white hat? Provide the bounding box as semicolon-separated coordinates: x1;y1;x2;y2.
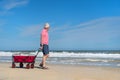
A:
44;23;50;28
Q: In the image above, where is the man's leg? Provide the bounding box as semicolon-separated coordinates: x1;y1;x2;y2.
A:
40;44;49;68
40;54;49;67
42;54;49;67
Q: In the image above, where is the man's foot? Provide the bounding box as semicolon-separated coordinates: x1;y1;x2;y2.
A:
39;64;43;67
42;66;49;69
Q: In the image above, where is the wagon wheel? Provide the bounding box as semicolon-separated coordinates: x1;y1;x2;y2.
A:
31;63;34;69
26;63;30;69
12;62;16;68
19;62;23;68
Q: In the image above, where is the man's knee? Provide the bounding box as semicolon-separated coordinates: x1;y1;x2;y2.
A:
45;54;49;58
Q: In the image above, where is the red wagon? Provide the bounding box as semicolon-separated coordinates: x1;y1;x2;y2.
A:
12;51;39;69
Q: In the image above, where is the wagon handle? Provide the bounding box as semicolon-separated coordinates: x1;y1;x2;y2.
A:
35;48;40;57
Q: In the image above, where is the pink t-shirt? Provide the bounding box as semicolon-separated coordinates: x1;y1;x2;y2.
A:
40;29;49;45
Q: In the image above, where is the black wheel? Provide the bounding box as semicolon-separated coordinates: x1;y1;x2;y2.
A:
31;63;34;69
26;63;30;69
12;62;16;68
19;62;23;68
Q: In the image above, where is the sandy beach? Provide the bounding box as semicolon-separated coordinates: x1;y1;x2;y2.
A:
0;63;120;80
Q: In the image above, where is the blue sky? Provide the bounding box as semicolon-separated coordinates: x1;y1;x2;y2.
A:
0;0;120;50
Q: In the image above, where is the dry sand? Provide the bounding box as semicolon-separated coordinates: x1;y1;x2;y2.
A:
0;63;120;80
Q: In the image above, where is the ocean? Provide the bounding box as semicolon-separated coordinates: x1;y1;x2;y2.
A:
0;50;120;68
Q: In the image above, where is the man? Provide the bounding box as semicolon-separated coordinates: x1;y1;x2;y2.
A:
39;23;50;69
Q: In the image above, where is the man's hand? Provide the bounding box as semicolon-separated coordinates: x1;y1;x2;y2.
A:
40;46;43;50
40;44;43;50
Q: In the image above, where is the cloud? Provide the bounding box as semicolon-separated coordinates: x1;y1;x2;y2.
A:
50;17;120;50
0;10;7;15
0;20;5;26
0;23;42;50
4;0;29;10
0;20;6;32
0;0;29;15
19;24;42;37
